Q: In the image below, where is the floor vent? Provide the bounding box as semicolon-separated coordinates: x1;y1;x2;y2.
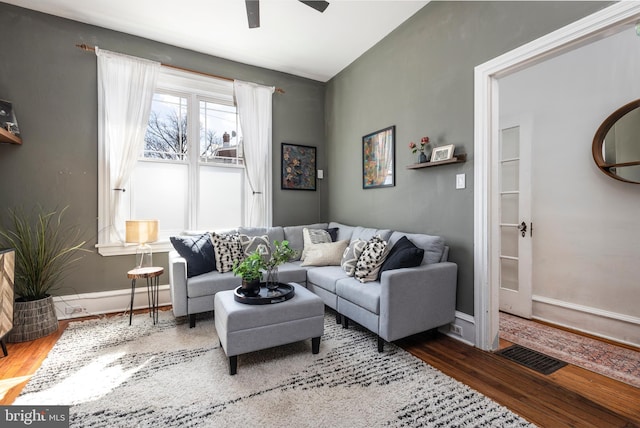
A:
496;345;567;375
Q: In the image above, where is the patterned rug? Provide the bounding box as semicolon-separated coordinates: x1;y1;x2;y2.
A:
500;312;640;388
14;310;535;427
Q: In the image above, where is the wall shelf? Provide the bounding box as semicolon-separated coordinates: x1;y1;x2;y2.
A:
407;153;466;169
0;128;22;145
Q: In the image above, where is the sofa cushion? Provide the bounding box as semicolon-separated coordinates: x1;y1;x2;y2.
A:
283;223;329;261
302;240;349;266
306;266;349;293
187;270;240;298
335;277;381;314
388;231;445;265
328;222;355;242
211;233;244;273
238;234;271;259
350;226;392;243
355;236;390;283
170;233;216;278
379;235;425;278
270;261;308;284
301;227;333;260
340;239;367;276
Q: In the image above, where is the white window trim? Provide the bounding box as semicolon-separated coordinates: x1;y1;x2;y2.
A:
97;68;238;256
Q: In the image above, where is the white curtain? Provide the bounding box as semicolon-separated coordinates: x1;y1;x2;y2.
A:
97;48;160;242
233;80;275;227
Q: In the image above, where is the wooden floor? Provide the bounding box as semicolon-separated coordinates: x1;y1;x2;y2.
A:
1;311;639;428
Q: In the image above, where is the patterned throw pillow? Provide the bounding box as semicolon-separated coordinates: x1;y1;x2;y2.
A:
238;234;271;260
354;236;390;283
301;228;333;261
341;239;367;276
210;233;244;273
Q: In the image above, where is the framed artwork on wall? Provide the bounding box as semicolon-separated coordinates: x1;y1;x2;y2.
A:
281;143;317;191
430;144;455;162
363;125;395;189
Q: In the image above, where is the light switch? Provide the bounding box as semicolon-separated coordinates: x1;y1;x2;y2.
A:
456;173;465;189
317;169;324;179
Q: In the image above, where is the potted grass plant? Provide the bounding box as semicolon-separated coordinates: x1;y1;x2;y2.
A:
0;206;88;342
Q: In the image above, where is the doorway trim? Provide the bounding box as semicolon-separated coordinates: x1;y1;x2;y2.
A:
473;2;640;351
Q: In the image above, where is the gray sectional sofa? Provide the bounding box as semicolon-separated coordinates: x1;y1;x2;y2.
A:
168;222;458;351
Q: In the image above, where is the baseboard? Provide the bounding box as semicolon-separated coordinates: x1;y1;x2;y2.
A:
533;295;640;347
53;283;172;320
440;311;475;346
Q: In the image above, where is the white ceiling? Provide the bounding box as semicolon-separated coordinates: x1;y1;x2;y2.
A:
5;0;428;82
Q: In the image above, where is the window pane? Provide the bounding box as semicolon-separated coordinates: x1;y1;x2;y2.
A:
131;161;188;237
144;93;188;160
199;100;242;164
198;165;243;230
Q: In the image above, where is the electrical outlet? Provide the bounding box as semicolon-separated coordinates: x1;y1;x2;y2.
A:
450;324;463;335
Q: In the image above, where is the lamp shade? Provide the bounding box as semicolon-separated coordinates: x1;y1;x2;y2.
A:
125;220;158;244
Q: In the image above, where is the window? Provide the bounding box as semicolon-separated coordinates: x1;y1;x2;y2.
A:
98;68;247;255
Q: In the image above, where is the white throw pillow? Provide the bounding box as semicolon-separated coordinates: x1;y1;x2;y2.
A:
301;240;349;267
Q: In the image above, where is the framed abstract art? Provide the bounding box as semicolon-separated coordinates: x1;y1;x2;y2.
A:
281;143;317;191
362;125;395;189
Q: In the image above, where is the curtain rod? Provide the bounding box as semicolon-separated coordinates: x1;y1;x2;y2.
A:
75;44;285;94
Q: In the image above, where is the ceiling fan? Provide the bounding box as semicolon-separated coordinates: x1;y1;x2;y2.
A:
245;0;330;29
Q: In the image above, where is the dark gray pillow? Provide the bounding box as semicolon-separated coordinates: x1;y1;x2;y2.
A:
170;233;216;278
325;227;339;242
378;235;424;278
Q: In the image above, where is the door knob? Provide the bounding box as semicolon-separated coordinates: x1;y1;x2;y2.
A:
518;221;527;237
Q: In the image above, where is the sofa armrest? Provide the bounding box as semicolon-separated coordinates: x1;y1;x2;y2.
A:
168;250;188;317
378;262;457;342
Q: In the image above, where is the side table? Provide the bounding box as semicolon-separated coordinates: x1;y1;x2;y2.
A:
127;267;164;326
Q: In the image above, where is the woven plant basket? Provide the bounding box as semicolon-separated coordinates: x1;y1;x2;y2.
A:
7;295;58;342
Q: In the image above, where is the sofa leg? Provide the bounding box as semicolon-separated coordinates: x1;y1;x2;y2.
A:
342;316;349;329
1;338;7;357
189;314;196;328
335;313;342;325
312;336;321;354
377;336;384;353
229;355;237;375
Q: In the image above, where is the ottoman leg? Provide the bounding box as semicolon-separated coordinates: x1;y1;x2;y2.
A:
229;355;237;375
312;336;321;354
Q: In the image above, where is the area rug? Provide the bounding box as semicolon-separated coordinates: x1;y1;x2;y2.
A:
14;310;535;427
500;312;640;388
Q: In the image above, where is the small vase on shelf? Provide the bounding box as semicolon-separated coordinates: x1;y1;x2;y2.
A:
418;152;428;164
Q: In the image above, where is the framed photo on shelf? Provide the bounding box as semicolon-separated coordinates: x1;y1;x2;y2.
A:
362;125;395;189
281;143;317;191
430;144;455;162
0;100;20;136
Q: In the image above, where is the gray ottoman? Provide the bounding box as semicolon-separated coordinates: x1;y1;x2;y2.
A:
214;282;324;375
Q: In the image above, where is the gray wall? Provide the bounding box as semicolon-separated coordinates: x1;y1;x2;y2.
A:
325;1;609;315
0;3;325;296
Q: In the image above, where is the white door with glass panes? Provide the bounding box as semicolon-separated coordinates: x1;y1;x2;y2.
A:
496;119;532;319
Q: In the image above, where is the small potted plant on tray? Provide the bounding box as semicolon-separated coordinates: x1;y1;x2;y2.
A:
232;251;264;296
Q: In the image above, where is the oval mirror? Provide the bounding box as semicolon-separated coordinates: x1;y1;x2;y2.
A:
592;99;640;184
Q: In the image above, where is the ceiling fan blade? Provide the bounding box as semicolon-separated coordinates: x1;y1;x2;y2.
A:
245;0;260;29
299;0;329;13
